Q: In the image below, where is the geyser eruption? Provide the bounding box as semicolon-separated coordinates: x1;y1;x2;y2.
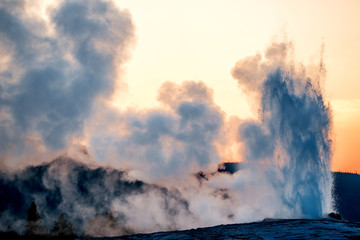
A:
261;69;332;217
233;42;333;218
0;0;334;236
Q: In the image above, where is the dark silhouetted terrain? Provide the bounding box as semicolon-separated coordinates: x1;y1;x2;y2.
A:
83;219;360;240
333;172;360;222
0;159;359;238
0;158;191;235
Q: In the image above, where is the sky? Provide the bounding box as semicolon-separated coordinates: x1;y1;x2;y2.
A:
0;0;355;233
111;0;360;173
0;0;358;175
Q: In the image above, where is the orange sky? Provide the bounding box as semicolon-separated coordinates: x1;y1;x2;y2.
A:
331;100;360;173
109;0;360;172
1;0;358;173
54;0;360;172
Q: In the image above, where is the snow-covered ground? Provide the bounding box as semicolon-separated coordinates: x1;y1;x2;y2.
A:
83;219;360;240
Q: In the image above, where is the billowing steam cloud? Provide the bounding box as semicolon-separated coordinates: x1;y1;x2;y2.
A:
0;0;333;237
88;80;225;180
231;42;289;93
0;158;194;235
0;0;134;165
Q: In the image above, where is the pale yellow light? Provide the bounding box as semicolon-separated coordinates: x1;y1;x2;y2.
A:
112;0;360;172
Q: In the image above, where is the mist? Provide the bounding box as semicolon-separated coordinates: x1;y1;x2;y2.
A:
0;0;333;237
0;0;134;167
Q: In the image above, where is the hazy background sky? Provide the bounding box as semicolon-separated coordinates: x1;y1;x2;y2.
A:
111;0;360;173
0;0;350;232
0;0;358;173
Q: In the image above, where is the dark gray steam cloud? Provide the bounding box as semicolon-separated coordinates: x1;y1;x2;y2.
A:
0;0;334;236
238;122;274;161
0;2;236;234
0;0;134;162
89;81;225;180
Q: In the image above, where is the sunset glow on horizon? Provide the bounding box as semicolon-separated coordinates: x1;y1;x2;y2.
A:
2;0;360;234
110;0;360;173
0;0;359;173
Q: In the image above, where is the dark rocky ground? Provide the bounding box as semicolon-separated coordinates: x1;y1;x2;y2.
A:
333;172;360;222
1;159;360;239
84;219;360;240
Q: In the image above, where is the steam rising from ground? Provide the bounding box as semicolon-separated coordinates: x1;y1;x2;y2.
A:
0;0;333;237
232;42;332;218
0;0;134;166
88;80;225;181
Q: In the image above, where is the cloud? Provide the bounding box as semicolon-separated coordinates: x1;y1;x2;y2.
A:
238;121;274;162
0;0;135;163
231;42;289;93
0;0;334;233
88;81;225;180
0;157;194;235
157;80;214;109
